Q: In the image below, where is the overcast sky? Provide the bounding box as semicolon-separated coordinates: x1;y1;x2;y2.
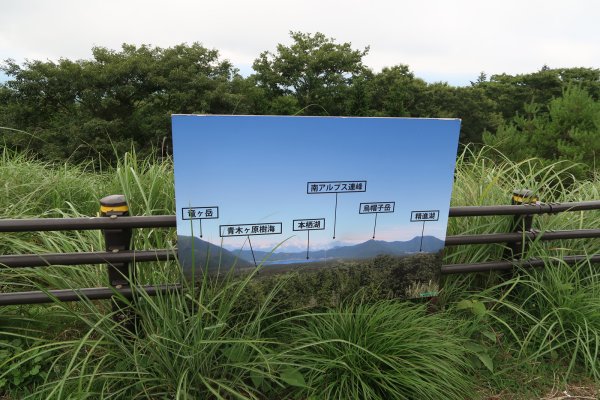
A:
1;0;598;86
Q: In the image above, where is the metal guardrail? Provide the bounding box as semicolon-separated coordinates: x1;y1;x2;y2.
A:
0;215;176;232
2;230;600;268
448;200;600;216
0;284;182;306
0;250;174;268
1;195;599;307
442;255;600;274
444;228;600;246
2;200;599;232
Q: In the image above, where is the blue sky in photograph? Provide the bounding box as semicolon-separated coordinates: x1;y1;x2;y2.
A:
173;115;460;252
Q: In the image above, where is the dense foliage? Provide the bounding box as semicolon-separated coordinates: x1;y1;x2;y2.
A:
1;147;599;398
2;32;599;171
484;85;600;177
2;31;600;398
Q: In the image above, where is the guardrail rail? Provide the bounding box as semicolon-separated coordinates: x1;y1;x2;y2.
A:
1;192;599;308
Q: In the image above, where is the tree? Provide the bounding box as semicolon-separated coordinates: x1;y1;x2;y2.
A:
475;67;600;121
445;86;502;144
252;31;369;115
363;65;425;117
483;85;600;177
1;43;242;162
344;65;501;144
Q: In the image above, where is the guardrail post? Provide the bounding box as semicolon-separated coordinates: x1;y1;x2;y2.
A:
505;189;539;261
100;194;135;332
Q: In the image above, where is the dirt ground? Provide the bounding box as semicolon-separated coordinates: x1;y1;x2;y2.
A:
485;381;599;400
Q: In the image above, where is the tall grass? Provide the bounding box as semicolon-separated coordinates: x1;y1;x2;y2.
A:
2;145;600;398
441;145;600;307
476;256;600;380
277;298;475;399
0;146;178;291
8;269;289;399
440;146;600;390
446;145;600;265
3;144;598;279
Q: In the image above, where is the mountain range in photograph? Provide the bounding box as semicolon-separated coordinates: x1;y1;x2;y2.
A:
177;235;444;271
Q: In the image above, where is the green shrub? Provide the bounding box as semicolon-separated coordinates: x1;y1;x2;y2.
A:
0;337;53;391
277;299;475;400
495;258;600;380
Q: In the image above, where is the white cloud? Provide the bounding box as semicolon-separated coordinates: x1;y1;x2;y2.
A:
1;0;598;85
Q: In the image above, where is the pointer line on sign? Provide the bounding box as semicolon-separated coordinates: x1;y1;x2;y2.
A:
419;221;426;252
199;219;203;238
247;235;257;267
333;193;338;239
372;213;378;239
306;230;310;259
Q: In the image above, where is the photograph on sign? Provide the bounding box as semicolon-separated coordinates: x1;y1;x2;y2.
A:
173;115;460;299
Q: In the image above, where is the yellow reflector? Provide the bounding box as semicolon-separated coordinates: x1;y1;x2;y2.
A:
100;205;129;213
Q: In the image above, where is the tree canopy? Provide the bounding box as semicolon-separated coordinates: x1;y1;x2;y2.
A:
1;32;599;170
252;31;369;115
1;43;243;160
483;85;600;177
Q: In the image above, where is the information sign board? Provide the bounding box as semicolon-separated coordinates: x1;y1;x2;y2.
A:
172;115;461;299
